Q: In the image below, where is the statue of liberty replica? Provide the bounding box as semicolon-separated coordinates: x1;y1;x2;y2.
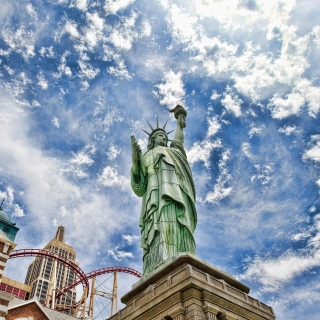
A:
131;105;197;276
109;105;275;320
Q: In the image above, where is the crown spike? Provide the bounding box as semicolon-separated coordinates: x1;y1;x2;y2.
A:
147;121;154;131
163;120;168;130
143;119;174;139
142;129;151;136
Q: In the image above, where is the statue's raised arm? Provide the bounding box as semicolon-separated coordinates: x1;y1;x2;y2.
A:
131;105;197;276
169;104;187;157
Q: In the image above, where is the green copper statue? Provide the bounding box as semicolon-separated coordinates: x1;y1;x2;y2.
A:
131;105;197;275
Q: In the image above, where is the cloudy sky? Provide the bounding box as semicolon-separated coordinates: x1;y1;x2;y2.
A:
1;0;320;318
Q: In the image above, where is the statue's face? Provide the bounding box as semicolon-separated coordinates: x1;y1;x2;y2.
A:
153;132;168;147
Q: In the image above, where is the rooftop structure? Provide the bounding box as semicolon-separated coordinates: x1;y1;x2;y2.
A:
0;201;19;242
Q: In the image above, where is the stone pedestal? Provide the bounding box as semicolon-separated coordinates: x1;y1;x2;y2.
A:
109;254;275;320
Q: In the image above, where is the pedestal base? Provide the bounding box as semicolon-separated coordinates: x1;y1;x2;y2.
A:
109;254;275;320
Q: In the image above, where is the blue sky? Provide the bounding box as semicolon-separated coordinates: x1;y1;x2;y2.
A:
1;0;320;318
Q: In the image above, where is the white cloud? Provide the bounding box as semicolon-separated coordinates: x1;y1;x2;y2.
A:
61;145;96;179
278;125;298;136
52;117;60;128
163;0;316;117
80;81;89;90
60;205;68;217
63;21;80;39
291;231;311;242
39;46;55;58
122;234;139;245
248;124;265;138
3;65;14;75
6;186;14;203
242;142;252;158
167;4;198;44
193;36;238;75
37;73;48;90
154;70;185;109
241;251;318;292
251;163;274;186
206;116;221;138
296;79;320;117
195;0;241;22
210;90;220;101
104;0;136;15
108;59;132;79
268;92;304;119
233;44;276;101
141;20;151;37
95;108;124;132
108;247;134;261
70;0;88;11
11;204;24;218
3;26;35;60
26;4;37;19
54;52;73;78
187;139;222;168
107;143;121;161
108;13;138;51
205;149;232;203
0;186;25;218
82;12;105;49
241;214;320;292
98;165;129;188
70;150;94;166
78;60;100;79
302;135;320;163
221;90;242;117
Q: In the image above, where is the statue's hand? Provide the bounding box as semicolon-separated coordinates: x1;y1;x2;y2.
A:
178;114;186;128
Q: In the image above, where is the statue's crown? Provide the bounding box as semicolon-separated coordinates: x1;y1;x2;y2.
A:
142;118;174;138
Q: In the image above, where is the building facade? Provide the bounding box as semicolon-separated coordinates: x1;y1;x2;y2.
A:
0;276;31;300
24;226;78;315
0;206;19;320
8;298;78;320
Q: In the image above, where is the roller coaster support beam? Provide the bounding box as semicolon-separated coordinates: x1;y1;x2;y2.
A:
88;275;95;319
51;259;57;309
111;271;118;316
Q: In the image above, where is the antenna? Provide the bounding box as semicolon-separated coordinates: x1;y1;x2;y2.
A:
0;198;5;211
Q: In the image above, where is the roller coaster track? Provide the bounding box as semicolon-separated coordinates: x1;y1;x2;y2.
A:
9;249;89;294
9;249;141;318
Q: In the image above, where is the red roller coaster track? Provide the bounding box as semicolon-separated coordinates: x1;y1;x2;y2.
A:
54;266;141;301
9;249;142;304
9;249;89;296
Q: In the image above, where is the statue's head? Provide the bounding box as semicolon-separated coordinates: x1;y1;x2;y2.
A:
148;131;168;150
143;118;173;150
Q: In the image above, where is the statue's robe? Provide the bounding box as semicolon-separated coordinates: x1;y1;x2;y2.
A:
131;141;197;275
